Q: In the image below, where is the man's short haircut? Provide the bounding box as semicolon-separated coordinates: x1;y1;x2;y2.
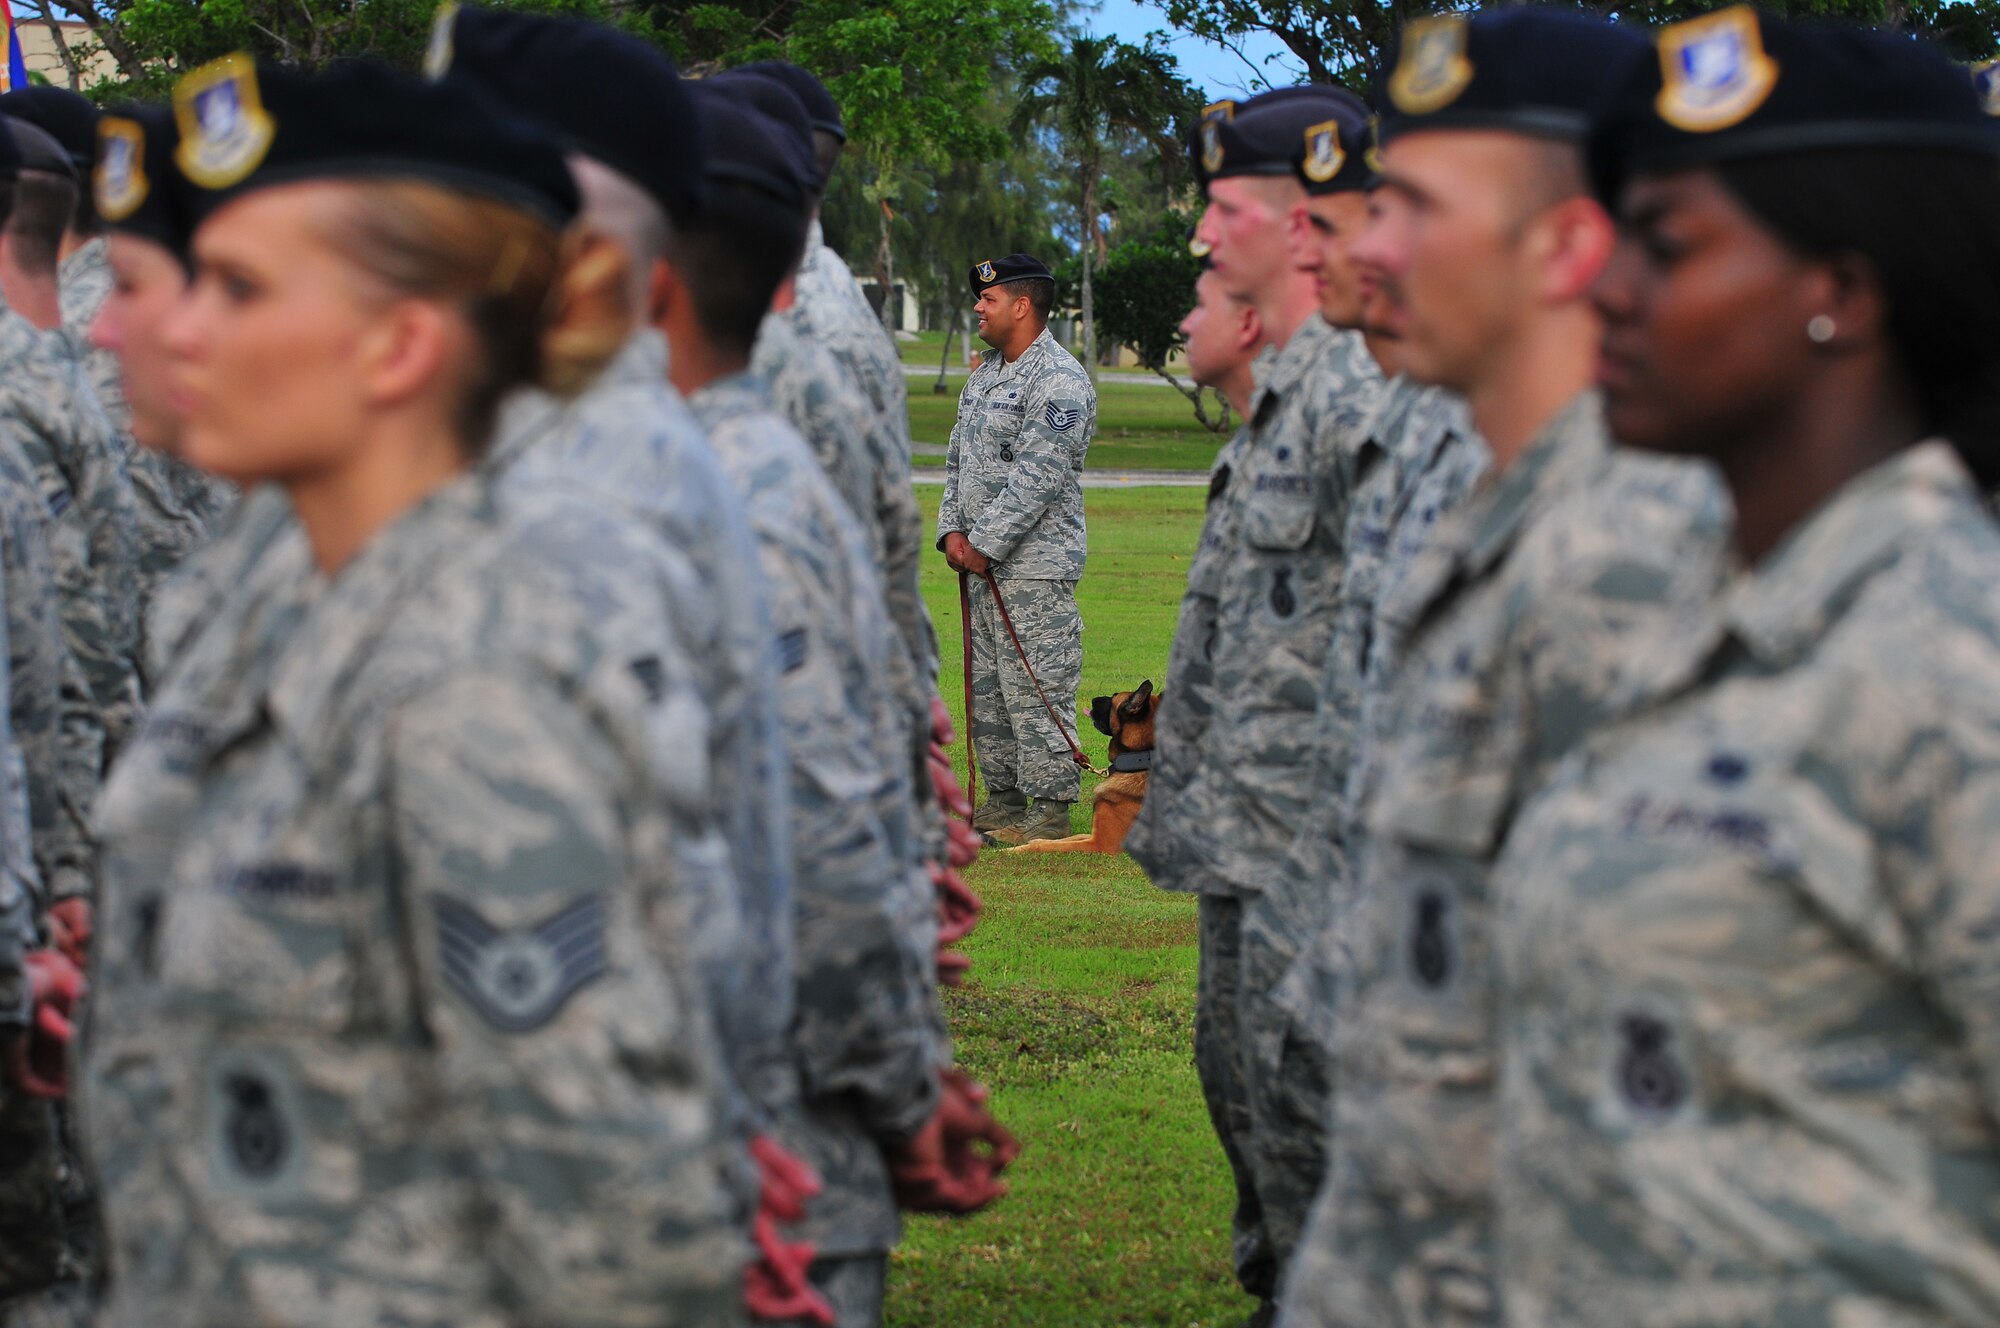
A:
1505;137;1590;232
662;180;808;356
999;276;1052;321
9;169;75;276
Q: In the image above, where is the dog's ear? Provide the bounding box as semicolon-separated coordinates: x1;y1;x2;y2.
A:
1121;680;1154;715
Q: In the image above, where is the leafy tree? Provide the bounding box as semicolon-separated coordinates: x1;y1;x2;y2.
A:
1149;0;2000;88
1011;33;1200;380
1092;212;1231;433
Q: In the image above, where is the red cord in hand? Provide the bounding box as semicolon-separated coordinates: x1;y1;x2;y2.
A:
741;1135;833;1324
5;948;83;1098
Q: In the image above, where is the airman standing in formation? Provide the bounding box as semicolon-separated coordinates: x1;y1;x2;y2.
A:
1;5;1999;1327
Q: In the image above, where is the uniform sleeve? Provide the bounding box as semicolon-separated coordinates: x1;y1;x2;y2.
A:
936;383;969;546
386;670;742;1323
967;374;1091;566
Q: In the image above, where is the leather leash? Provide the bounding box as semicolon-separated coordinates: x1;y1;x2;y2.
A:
957;568;1102;816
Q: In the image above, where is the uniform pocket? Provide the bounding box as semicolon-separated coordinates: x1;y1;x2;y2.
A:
1241;472;1317;551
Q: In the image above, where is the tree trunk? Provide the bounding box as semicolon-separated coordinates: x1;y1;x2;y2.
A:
69;0;143;83
1079;172;1098;385
31;0;81;89
875;197;896;336
935;306;960;395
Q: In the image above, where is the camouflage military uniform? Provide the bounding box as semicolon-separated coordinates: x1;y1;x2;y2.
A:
487;331;798;1130
1284;394;1729;1328
937;327;1094;806
1490;442;2000;1328
1269;384;1486;1060
1162;316;1383;1297
83;473;744;1327
753;315;933;784
787;219;939;696
56;239;239;661
0;293;143;771
691;372;944;1312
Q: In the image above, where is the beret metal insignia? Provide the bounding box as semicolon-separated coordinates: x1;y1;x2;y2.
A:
1655;7;1779;133
433;894;610;1033
976;259;996;283
1364;115;1384;173
95;117;148;222
1389;17;1475;116
1199;99;1233;174
1975;59;2000;117
1188;232;1213;257
424;0;460;79
1302;119;1344;183
173;53;276;189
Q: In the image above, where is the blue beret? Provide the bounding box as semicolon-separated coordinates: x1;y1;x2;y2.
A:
1375;9;1646;145
171;54;579;228
969;252;1053;296
1194;85;1366;190
1290;88;1373;195
95;104;190;261
709;68;821;191
0;87;97;174
734;60;844;143
687;81;810;216
426;4;702;226
1591;6;2000;201
6;116;73;179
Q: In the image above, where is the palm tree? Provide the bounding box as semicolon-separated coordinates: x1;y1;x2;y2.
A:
1012;35;1200;382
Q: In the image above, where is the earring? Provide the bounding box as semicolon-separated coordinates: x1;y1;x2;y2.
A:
1807;314;1836;344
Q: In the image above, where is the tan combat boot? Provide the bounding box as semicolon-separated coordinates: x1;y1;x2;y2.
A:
985;797;1073;846
971;788;1027;834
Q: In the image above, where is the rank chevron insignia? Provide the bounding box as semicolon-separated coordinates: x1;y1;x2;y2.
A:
1045;402;1080;433
433;894;610;1033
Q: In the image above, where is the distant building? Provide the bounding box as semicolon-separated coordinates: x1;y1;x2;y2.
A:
17;18;119;89
856;279;920;335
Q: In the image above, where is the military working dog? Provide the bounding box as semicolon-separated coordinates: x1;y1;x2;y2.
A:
1011;681;1160;855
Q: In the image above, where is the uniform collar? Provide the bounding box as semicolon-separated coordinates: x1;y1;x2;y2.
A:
1722;440;1975;668
1459;390;1608;577
688;368;767;429
1248;314;1334;423
989;326;1059;385
266;472;494;744
486;330;667;475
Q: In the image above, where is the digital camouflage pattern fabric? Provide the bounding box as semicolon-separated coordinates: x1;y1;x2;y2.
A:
1288;393;1730;1328
1492;442;2000;1328
84;474;744;1328
487;330;798;1130
691;371;946;1260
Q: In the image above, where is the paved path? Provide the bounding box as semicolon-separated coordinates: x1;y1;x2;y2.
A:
913;468;1208;489
903;364;1181;389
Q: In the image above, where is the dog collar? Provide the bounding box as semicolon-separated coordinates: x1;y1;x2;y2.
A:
1109;750;1155;774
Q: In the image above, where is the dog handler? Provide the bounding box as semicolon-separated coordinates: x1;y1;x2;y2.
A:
938;253;1094;846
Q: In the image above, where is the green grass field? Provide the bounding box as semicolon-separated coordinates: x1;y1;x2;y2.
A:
905;348;1230;476
885;488;1257;1328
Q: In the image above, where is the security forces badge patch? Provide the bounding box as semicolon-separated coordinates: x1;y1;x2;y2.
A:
1302;119;1344;183
173;53;276;189
1655;6;1779;133
1388;16;1475;115
432;894;610;1033
95;116;148;222
423;0;460;80
976;259;997;283
1199;99;1233;175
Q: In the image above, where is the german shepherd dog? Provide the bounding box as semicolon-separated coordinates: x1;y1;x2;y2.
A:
1011;680;1160;855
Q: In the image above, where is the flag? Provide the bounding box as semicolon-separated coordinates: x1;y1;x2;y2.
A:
1;7;27;93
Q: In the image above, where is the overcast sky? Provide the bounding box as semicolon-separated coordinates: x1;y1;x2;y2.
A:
1082;0;1305;99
